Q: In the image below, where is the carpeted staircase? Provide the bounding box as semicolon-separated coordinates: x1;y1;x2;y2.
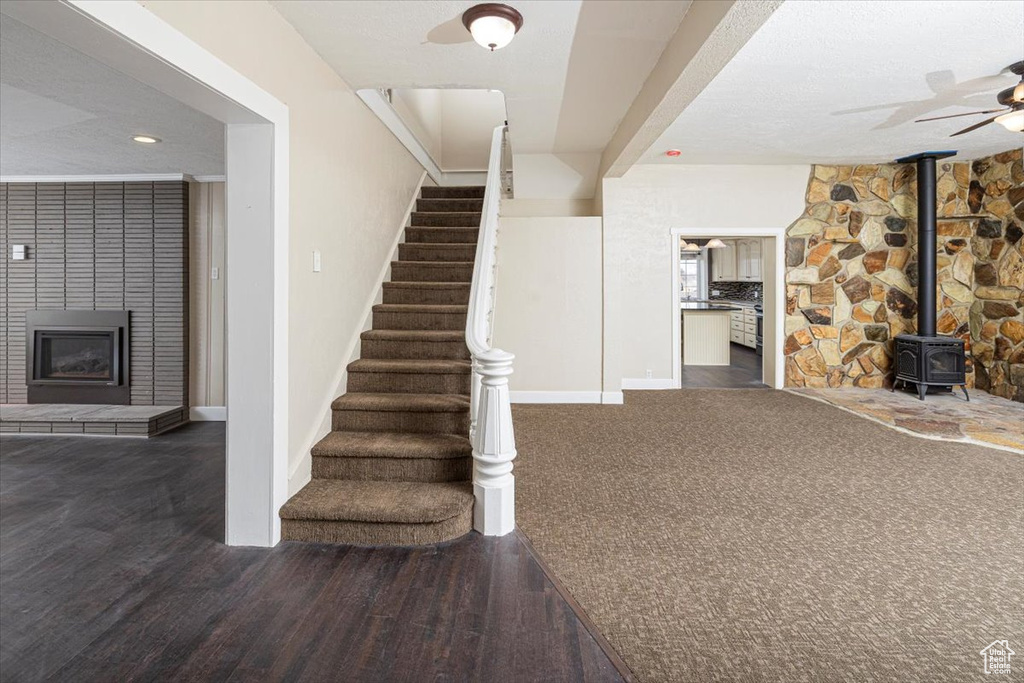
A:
279;185;484;546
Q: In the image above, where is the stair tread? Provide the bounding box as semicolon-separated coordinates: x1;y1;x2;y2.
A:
348;359;471;374
312;431;472;459
361;329;466;341
400;243;477;248
382;282;470;289
392;261;474;266
372;303;468;313
332;392;470;412
280;479;473;524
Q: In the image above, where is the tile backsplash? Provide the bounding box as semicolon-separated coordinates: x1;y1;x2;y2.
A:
709;281;762;302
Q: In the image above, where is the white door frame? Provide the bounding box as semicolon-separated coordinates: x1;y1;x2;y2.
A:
670;228;785;389
7;0;291;546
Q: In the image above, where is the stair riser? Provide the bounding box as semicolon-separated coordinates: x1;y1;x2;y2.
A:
360;339;470;361
416;198;483;212
382;286;470;305
398;244;477;262
373;310;467;331
333;409;470;435
391;263;474;282
281;507;473;545
405;228;479;244
312;455;472;483
348;371;470;395
420;186;485;199
411;212;481;227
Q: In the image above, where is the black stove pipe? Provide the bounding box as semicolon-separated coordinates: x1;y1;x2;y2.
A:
894;151;956;338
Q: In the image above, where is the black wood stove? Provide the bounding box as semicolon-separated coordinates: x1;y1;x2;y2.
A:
890;151;968;401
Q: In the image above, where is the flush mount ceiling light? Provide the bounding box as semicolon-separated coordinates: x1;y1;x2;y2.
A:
462;3;523;51
132;135;161;144
705;238;727;249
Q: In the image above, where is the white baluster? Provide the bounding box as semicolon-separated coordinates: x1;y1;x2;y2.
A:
472;347;516;536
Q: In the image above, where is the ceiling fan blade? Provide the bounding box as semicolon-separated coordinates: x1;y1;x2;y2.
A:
950;115;1001;137
915;108;1006;122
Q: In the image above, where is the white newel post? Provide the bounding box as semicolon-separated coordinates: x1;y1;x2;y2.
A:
472;348;516;536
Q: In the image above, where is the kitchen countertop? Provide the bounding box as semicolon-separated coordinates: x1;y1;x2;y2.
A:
680;302;741;312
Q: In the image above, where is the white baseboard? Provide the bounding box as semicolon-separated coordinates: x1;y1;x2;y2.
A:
189;406;226;421
601;391;624;404
621;378;678;390
510;391;602;404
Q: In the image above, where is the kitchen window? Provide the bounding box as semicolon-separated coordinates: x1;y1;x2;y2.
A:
679;252;708;301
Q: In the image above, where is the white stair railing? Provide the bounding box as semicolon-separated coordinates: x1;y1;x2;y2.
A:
466;125;516;536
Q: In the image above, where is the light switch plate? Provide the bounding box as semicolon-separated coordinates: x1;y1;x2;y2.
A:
312;250;322;272
211;266;220;280
11;245;26;260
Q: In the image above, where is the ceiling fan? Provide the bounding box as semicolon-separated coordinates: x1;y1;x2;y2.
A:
915;61;1024;135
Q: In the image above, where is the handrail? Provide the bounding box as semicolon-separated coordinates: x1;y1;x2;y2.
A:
465;125;516;536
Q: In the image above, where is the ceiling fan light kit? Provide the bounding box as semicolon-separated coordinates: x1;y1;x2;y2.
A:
915;60;1024;136
462;3;524;51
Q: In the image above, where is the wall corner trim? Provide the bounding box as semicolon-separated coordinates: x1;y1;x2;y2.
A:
621;378;678;390
190;406;227;421
510;391;603;404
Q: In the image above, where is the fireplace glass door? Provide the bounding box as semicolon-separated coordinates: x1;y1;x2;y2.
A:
33;330;119;384
923;346;964;384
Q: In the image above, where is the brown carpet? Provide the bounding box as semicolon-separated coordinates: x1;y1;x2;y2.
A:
513;390;1023;682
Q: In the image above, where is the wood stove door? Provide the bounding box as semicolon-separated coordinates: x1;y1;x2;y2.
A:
923;346;964;384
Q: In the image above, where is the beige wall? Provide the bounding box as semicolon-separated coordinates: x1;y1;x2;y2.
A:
390;88;506;172
390;89;442;164
602;164;808;389
142;1;424;490
189;181;226;408
492;216;603;396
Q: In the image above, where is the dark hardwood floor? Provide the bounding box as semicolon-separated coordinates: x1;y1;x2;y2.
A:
0;424;625;683
679;343;767;389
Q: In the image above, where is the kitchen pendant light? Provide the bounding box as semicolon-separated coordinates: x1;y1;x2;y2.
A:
462;3;524;51
682;242;701;253
705;238;727;249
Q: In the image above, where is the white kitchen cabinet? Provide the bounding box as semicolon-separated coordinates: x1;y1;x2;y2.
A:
711;240;736;282
736;239;763;282
729;304;759;349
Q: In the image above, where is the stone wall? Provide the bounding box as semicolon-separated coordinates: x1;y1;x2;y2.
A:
969;150;1024;400
783;148;1023;402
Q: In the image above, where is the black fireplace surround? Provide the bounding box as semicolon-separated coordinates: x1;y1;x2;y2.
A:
890;152;968;401
26;310;130;404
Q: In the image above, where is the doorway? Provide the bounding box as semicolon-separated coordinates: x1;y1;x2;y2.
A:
5;1;289;546
670;228;785;390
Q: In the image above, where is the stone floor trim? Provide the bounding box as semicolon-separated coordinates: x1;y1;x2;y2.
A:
786;389;1023;454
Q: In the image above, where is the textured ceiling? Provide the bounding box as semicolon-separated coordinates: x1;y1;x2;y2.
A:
0;14;224;176
643;0;1024;165
270;0;689;155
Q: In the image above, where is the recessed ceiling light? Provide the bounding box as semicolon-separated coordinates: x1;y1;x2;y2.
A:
666;149;681;157
462;3;524;51
132;135;161;144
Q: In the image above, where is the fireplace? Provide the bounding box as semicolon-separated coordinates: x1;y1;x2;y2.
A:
26;310;130;404
890;152;968;401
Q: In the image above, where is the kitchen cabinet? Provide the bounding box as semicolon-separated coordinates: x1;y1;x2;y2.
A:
712;239;761;282
729;304;758;349
711;240;736;282
736;239;762;282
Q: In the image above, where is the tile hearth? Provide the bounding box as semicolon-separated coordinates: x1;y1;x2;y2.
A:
0;404;187;437
790;388;1023;452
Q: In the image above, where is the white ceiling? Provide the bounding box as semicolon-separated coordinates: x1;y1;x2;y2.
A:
643;0;1024;165
0;14;224;176
270;0;690;155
